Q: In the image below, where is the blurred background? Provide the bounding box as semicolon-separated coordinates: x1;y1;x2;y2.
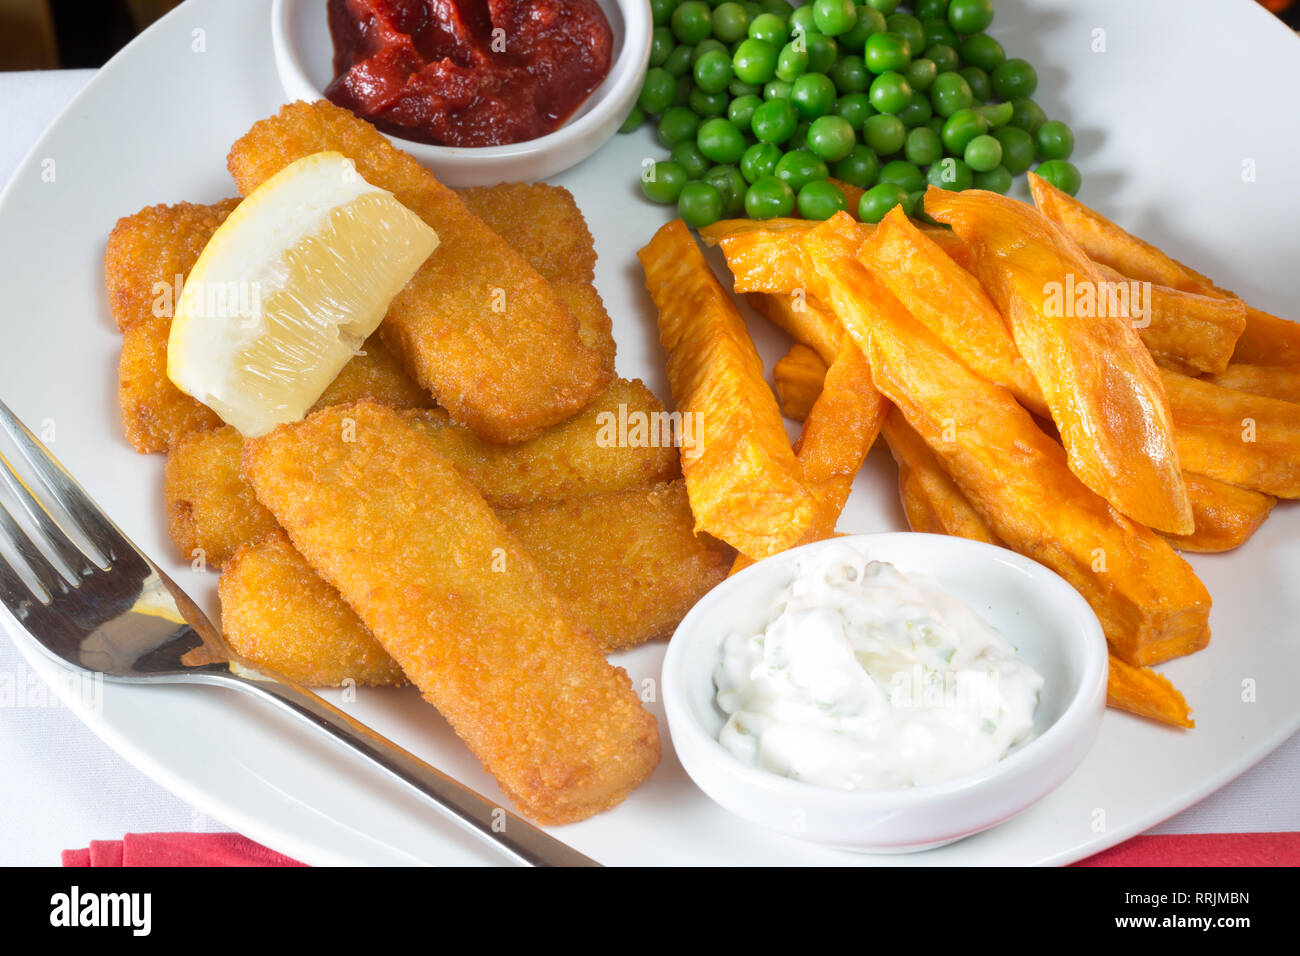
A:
0;0;1298;70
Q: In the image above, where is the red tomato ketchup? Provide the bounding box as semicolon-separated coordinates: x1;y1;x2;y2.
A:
325;0;615;148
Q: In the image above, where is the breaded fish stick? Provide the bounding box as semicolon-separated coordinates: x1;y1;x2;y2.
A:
119;314;222;453
243;402;660;824
221;531;408;688
457;183;597;284
315;336;434;410
227;101;610;443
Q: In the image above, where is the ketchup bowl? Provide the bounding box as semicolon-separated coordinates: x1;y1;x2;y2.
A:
661;532;1109;854
271;0;651;187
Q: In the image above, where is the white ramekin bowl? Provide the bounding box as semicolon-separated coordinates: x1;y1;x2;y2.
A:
662;532;1109;854
270;0;651;187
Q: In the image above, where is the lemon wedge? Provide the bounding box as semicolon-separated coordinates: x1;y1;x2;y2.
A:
167;150;438;437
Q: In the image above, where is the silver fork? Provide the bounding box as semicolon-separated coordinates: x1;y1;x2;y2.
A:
0;398;597;867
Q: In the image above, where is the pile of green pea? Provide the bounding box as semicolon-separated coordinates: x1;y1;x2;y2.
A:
624;0;1081;228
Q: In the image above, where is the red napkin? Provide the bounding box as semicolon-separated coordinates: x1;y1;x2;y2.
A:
61;832;306;867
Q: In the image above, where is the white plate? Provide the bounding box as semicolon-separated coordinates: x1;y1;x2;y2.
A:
0;0;1297;866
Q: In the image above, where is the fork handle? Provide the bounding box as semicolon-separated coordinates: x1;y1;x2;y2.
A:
210;667;600;867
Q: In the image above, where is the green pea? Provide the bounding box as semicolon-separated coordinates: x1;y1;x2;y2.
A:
690;87;729;116
959;65;990;103
728;93;764;129
764;79;793;100
904;125;943;165
884;14;926;60
663;43;695;76
730;78;763;96
993;125;1035;174
790;5;818;35
619;106;645;133
832;54;871;93
930;71;973;117
926;115;946;135
746;175;797;218
642;160;690;203
742;0;761;14
749;12;790;46
671;142;710;180
839;6;887;52
759;0;794;16
732;38;779;84
657;106;699;147
959;33;1005;72
693;38;729;63
868;71;912;114
1009;97;1048;134
914;0;950;21
991;58;1037;100
976;101;1014;129
712;2;751;42
751;97;799;143
788;120;812;150
834;92;876;130
904;57;937;91
1034;159;1082;196
940;107;987;154
862;112;906;154
741;141;783;182
947;0;994;35
697;117;747;163
651;0;680;28
864;32;912;74
677;180;724;227
927;155;974;191
964;133;1002;172
1036;120;1075;161
651;28;675;68
791;72;838;118
898;90;933;127
879;159;925;193
924;43;959;74
774;148;831;190
859;182;909;222
805;32;840;72
813;0;858;37
673;73;693;106
638;68;677;114
694;48;735;92
775;41;810;81
832;144;880;188
864;0;899;13
672;1;714;44
703;164;749;217
797;180;849;219
972;164;1012;194
807;114;857;162
922;18;958;49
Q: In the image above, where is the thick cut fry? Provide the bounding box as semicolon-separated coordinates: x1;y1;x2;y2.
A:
313;335;434;410
773;343;828;420
882;409;1001;544
1160;368;1300;498
1028;172;1223;295
220;532;408;687
860;208;1048;416
500;481;732;651
244;402;660;825
1231;307;1300;369
702;219;815;295
104;198;240;333
1207;363;1300;404
118;314;222;453
166;425;278;568
640;220;816;559
1090;262;1246;376
802;218;1211;666
1106;654;1194;728
227;100;609;444
1161;472;1275;553
747;293;842;364
456;182;596;284
415;377;681;508
925;192;1193;535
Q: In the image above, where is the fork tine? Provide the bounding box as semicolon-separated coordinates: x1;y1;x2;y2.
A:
0;548;38;610
0;399;129;565
0;502;62;601
0;450;98;578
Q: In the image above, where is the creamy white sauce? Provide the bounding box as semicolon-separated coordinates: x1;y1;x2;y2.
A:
714;544;1043;790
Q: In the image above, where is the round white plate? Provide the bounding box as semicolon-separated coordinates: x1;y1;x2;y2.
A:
0;0;1297;866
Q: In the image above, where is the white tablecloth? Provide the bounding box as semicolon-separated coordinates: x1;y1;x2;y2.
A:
0;69;1296;867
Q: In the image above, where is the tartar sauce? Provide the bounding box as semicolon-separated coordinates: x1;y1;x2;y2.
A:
714;544;1043;790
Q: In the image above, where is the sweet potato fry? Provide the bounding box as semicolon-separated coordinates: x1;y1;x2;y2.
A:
925;190;1193;535
802;216;1211;666
243;402;660;825
220;531;408;687
1160;368;1300;498
1231;306;1300;369
701;218;815;295
640;220;816;559
1161;473;1275;553
882;408;1001;544
860;207;1047;416
1106;654;1194;729
1207;363;1300;404
773;343;828;420
227;100;609;444
747;293;843;363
